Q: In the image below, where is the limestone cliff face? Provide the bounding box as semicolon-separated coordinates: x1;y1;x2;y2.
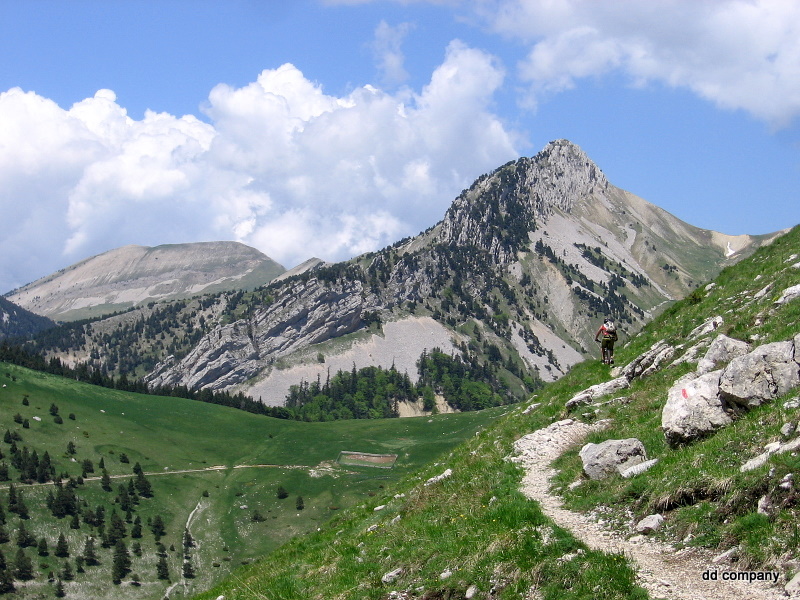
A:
145;278;376;390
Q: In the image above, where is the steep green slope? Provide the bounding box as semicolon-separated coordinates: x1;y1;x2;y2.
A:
194;225;798;600
554;224;800;570
0;365;502;599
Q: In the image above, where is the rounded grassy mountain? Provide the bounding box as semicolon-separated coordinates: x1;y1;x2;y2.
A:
6;241;285;321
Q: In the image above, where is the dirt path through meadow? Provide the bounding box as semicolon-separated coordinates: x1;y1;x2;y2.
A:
513;419;788;600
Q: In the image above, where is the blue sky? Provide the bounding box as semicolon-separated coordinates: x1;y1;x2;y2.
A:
1;0;799;293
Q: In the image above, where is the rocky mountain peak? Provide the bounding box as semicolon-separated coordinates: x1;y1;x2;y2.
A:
435;139;608;262
526;139;608;214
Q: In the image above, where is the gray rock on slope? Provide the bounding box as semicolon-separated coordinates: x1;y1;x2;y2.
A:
566;376;630;408
579;438;648;480
719;340;800;408
663;334;800;446
696;334;750;375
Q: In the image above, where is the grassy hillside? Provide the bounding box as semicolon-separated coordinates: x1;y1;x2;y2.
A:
193;225;798;600
553;224;800;568
0;366;504;599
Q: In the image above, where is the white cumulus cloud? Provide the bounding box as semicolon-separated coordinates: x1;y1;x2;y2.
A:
0;42;519;293
476;0;800;125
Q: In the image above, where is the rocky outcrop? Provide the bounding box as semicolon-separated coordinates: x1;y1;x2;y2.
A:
775;283;800;306
719;340;800;408
620;340;675;380
662;334;800;446
688;316;724;340
579;438;648;480
566;377;630;408
145;278;376;391
740;437;800;472
697;334;750;374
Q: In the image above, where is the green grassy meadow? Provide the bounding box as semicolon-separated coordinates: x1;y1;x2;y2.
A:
0;363;506;599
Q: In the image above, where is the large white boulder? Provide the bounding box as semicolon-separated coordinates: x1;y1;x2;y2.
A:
662;370;733;446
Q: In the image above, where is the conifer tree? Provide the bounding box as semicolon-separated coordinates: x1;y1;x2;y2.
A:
134;471;152;497
37;537;49;556
108;511;126;544
6;485;16;515
155;554;169;581
182;558;195;579
13;548;33;581
182;528;194;550
0;549;14;594
55;533;69;558
15;522;35;548
150;514;166;541
61;560;74;581
111;540;130;584
82;537;99;566
130;516;142;539
55;578;66;598
15;492;28;520
100;469;112;492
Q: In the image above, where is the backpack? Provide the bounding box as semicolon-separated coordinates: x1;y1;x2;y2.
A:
603;321;617;340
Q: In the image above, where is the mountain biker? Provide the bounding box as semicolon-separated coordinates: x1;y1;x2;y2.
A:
594;318;618;365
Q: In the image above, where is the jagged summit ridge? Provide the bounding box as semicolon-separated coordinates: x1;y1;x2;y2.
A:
436;140;608;263
521;139;608;214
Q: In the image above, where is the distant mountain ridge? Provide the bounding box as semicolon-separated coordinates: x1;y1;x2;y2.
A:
6;241;285;321
144;140;782;401
20;140;786;408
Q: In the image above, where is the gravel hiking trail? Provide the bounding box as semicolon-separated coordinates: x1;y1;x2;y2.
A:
513;419;788;600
